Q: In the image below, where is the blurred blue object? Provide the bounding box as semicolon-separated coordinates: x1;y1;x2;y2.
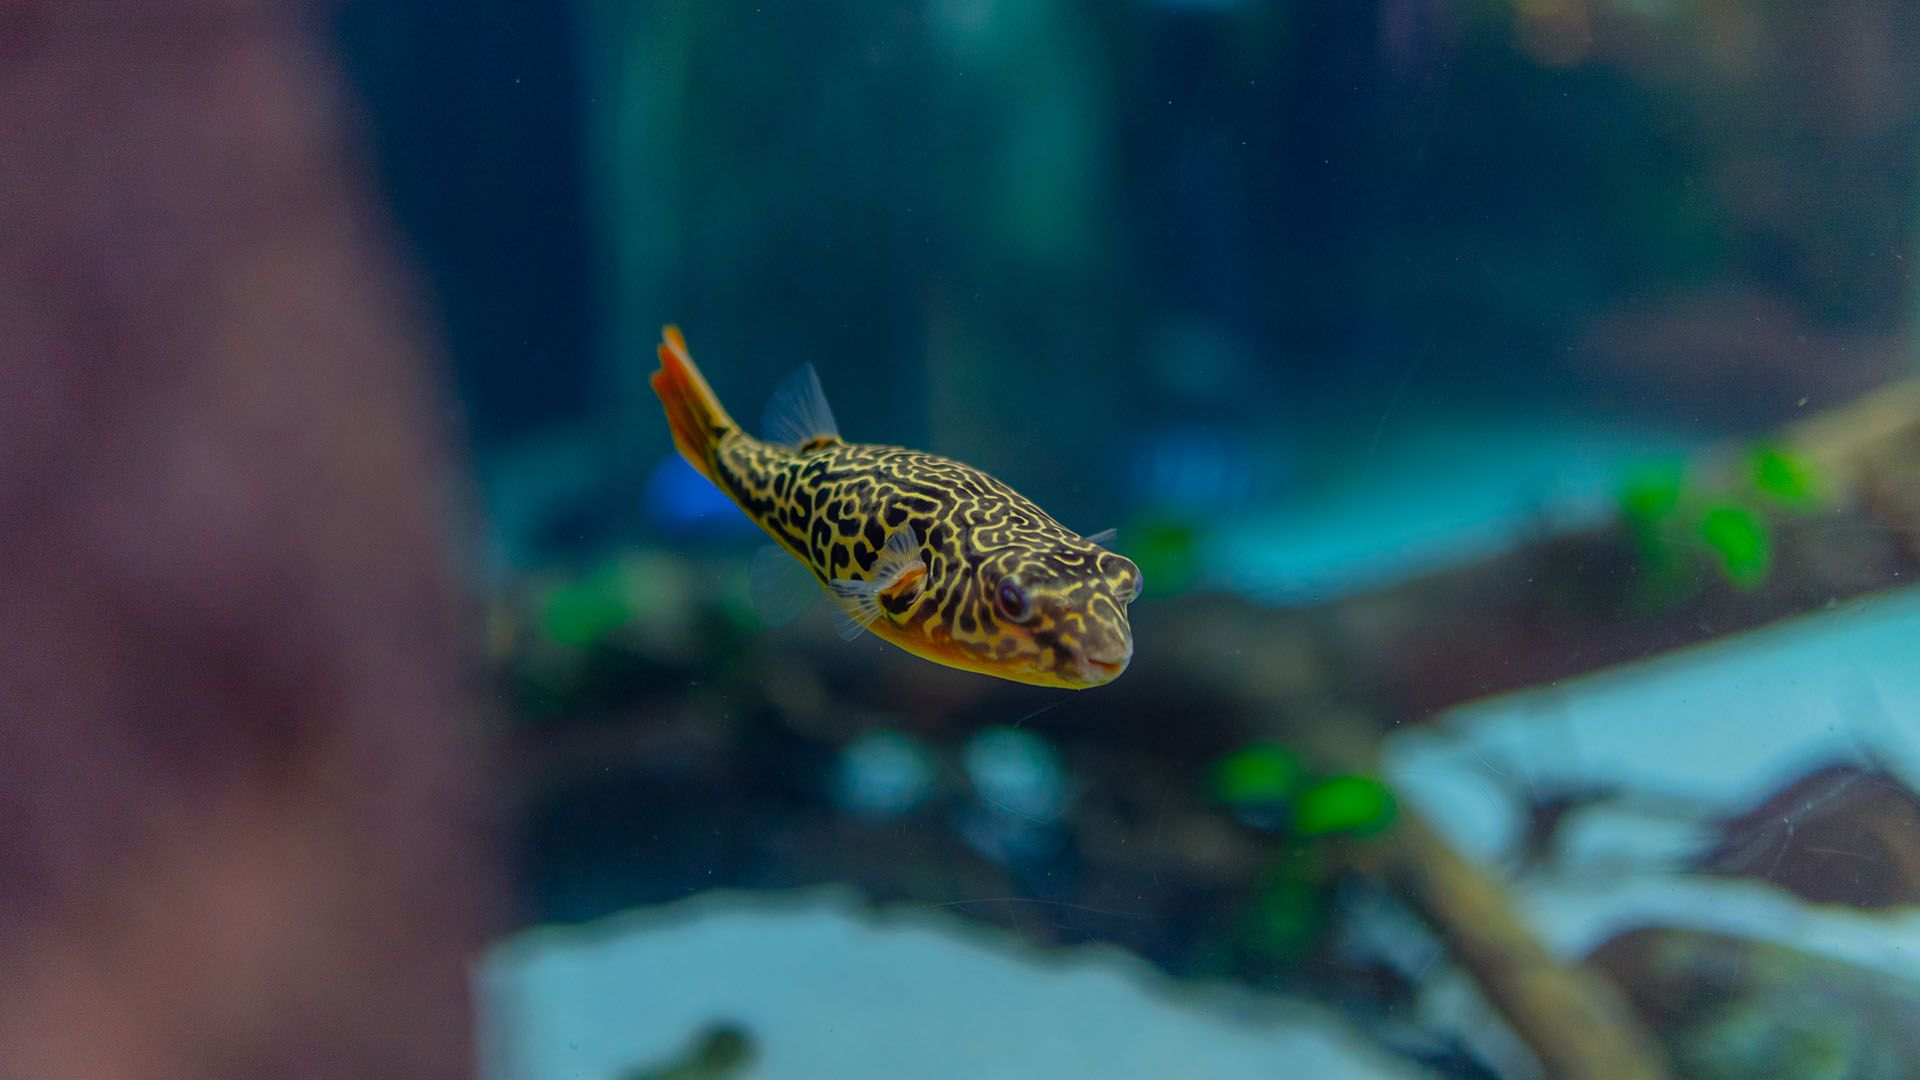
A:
962;726;1071;825
1126;421;1289;519
1209;414;1697;603
958;727;1073;865
832;731;937;819
643;455;761;536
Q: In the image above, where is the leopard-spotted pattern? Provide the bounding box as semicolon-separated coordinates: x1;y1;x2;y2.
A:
707;433;1142;688
652;326;1140;688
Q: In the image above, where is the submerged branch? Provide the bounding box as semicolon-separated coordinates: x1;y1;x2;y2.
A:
1372;812;1673;1080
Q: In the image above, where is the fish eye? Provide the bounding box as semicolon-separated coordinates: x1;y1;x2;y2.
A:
994;580;1032;622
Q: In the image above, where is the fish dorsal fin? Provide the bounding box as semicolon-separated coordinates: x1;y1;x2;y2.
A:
827;525;924;639
762;363;841;450
1085;527;1118;547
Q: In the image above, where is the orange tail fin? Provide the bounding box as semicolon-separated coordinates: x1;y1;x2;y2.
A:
650;325;739;485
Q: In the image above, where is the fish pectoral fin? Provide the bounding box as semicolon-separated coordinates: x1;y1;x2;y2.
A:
828;579;883;639
873;524;927;597
1085;527;1118;547
827;525;926;640
829;609;869;642
748;544;822;627
761;363;842;450
878;565;925;601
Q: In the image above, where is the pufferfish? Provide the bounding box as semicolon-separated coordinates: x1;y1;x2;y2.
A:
651;325;1141;688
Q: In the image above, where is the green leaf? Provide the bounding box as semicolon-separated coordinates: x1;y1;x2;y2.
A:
1748;445;1820;507
540;571;634;647
1618;459;1688;527
1211;744;1305;806
1243;877;1322;959
1698;503;1771;589
1128;517;1203;596
1294;775;1398;837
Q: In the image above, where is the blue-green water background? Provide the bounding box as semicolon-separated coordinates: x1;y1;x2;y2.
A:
337;0;1918;580
327;4;1920;1076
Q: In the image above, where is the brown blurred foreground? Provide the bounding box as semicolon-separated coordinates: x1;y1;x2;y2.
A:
0;5;494;1078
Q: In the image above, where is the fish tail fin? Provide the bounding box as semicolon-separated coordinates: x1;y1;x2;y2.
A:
650;325;739;485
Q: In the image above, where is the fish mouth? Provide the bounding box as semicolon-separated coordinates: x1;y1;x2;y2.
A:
1074;646;1133;687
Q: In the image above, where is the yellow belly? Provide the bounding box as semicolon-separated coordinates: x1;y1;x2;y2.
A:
865;617;1088;690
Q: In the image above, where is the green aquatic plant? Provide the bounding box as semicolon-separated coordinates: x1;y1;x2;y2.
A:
1617;444;1824;598
622;1022;756;1080
1124;516;1204;596
540;567;635;647
1208;745;1401;961
1210;743;1305;808
1619;458;1688;528
1748;444;1821;507
1619;459;1696;604
1697;503;1771;589
1294;775;1398;838
1242;862;1325;962
1209;746;1398;838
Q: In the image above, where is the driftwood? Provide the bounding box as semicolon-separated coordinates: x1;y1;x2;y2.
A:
1370;814;1673;1079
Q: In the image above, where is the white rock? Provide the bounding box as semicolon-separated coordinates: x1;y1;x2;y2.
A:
479;887;1431;1080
